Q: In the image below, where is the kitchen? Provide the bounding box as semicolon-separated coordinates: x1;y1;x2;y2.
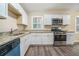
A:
0;3;79;56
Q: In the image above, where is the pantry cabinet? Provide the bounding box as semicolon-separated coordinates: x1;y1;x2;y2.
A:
0;3;8;19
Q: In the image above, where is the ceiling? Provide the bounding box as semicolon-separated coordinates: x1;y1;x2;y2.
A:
20;3;79;13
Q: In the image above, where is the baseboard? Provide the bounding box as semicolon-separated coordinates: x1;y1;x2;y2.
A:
30;44;53;46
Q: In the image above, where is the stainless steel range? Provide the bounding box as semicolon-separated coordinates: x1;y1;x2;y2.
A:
51;27;66;46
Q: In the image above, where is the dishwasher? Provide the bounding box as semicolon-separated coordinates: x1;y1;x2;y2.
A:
0;38;20;56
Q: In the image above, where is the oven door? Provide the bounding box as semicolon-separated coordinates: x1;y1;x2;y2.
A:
54;35;66;41
54;35;66;45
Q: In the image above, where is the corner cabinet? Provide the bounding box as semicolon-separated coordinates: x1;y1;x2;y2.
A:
0;3;8;19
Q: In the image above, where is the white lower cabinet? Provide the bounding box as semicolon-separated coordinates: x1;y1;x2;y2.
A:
30;33;41;44
42;33;54;45
42;33;49;44
30;33;54;45
20;32;54;55
20;34;30;56
66;32;75;45
25;34;30;51
20;32;75;56
20;36;26;56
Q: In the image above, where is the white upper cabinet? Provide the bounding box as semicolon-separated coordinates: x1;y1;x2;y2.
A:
9;3;22;12
10;3;28;25
0;3;8;19
21;11;28;25
17;12;28;25
44;15;52;25
44;14;70;25
63;15;70;25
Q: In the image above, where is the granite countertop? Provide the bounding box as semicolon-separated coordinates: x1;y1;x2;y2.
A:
67;31;75;33
0;31;53;46
0;32;30;46
0;30;74;46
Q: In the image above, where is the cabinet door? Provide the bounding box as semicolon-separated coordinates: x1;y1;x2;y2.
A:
47;33;54;44
42;33;53;45
42;33;49;44
63;15;70;25
25;35;30;52
10;3;22;11
22;13;28;25
44;15;52;25
20;35;30;56
66;33;74;45
35;33;41;44
0;3;7;18
30;33;37;44
20;37;26;56
30;33;42;44
30;33;54;45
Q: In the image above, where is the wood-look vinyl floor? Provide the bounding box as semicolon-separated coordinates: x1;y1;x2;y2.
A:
25;45;79;56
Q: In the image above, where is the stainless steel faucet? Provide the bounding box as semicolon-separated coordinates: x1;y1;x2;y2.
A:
10;28;13;34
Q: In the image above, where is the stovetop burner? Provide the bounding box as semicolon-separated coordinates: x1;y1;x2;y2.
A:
51;27;66;34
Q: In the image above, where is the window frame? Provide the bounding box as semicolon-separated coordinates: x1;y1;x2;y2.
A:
75;16;79;33
31;16;43;30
